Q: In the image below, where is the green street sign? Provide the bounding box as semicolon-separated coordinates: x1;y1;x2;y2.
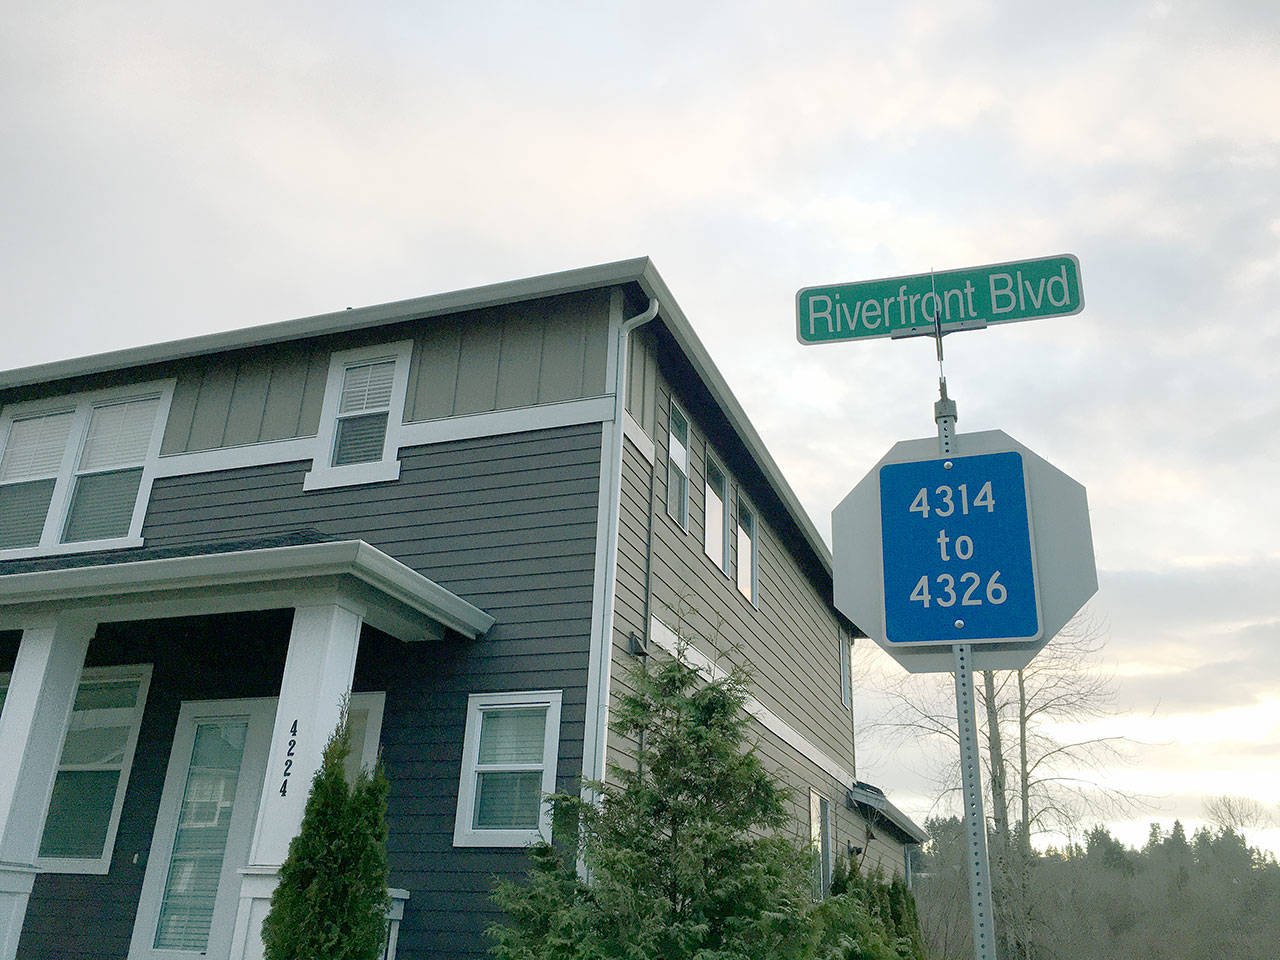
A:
796;254;1083;344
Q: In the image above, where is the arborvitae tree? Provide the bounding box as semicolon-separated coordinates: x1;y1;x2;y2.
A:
490;647;926;960
261;707;390;960
490;651;815;960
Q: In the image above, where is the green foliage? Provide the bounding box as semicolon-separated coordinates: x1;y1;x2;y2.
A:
489;651;927;960
914;817;1280;960
817;860;927;960
261;708;390;960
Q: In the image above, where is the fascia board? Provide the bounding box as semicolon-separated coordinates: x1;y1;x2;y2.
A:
0;540;494;639
0;258;654;391
635;261;834;578
849;785;927;844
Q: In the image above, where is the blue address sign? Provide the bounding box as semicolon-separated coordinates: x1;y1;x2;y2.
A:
879;451;1041;645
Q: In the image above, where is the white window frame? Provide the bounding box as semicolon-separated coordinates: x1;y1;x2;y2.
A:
303;340;413;491
703;453;730;575
453;690;562;848
810;789;833;899
0;664;153;875
736;496;759;607
0;381;175;560
666;401;690;531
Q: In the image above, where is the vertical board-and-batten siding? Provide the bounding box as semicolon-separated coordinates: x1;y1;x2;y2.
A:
611;327;862;850
140;423;603;959
159;290;611;454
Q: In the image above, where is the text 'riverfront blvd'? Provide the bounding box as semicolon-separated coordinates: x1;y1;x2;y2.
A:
796;254;1084;344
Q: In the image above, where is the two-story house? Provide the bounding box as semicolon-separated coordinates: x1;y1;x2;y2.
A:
0;258;923;960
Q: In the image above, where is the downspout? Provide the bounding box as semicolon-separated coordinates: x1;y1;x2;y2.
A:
583;295;659;792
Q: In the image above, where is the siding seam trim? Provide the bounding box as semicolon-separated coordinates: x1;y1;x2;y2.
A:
647;615;854;788
151;396;615;479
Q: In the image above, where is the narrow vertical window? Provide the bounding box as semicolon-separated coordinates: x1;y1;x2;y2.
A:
667;402;689;530
840;632;853;709
810;790;833;898
737;501;757;604
704;458;729;572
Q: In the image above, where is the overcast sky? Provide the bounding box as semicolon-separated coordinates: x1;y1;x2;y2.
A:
4;2;1277;852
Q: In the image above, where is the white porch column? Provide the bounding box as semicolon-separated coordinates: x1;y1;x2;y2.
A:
229;598;365;960
0;615;93;960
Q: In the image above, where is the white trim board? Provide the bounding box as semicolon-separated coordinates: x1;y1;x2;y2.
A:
646;617;854;788
151;395;615;480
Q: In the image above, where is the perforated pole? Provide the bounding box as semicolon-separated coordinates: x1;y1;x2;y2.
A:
930;322;997;959
953;643;997;960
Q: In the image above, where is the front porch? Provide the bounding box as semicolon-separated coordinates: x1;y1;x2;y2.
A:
0;537;493;960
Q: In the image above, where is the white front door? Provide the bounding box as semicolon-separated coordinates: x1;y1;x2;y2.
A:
127;694;386;960
129;699;274;960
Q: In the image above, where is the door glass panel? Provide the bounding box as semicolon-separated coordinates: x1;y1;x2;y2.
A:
153;718;248;951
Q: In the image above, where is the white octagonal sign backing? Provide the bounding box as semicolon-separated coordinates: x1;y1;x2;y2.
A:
833;429;1097;672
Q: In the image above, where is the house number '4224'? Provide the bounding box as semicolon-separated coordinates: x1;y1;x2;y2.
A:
280;719;298;796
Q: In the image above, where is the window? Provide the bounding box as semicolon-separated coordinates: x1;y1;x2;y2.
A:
303;340;413;491
736;499;757;605
0;383;172;558
454;690;562;847
666;402;689;529
810;790;833;899
0;664;152;874
704;457;729;573
840;632;853;710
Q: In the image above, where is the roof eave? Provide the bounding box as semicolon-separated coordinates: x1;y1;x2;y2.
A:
0;540;495;640
0;258;654;392
635;261;834;576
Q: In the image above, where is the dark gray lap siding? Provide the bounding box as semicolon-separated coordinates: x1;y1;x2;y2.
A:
139;423;603;959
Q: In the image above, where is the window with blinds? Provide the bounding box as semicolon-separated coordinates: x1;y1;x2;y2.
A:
303;341;411;491
332;359;395;466
0;384;168;555
64;397;159;542
454;691;562;847
0;410;73;548
153;718;248;952
0;664;153;874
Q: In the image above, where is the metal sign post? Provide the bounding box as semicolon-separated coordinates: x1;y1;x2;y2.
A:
824;258;1096;960
934;328;996;960
954;641;996;960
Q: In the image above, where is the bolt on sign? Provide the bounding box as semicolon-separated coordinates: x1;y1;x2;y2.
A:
796;254;1083;344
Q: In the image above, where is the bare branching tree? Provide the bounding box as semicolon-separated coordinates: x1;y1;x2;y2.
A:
1203;794;1274;833
867;609;1133;959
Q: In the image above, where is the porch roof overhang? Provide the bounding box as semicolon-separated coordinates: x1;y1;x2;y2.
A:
848;782;928;846
0;539;495;643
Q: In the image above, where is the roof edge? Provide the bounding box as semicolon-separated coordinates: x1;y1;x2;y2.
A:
849;783;928;844
635;262;834;575
0;258;653;391
0;540;495;639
